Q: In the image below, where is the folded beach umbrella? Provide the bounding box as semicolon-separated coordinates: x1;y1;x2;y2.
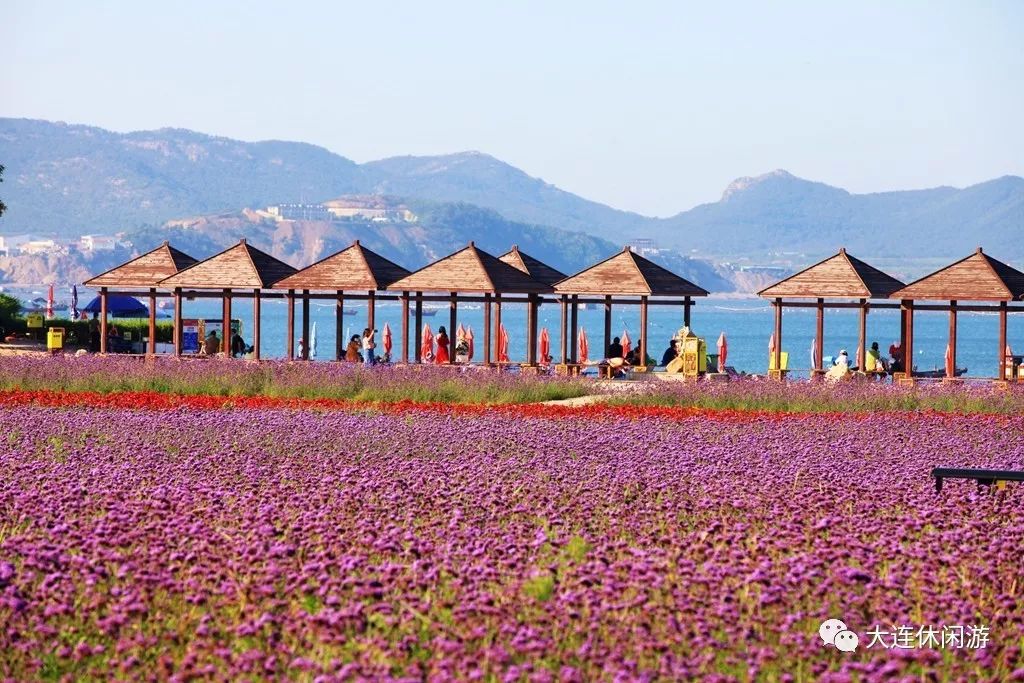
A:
466;326;474;361
578;327;589;364
310;322;318;359
855;345;863;370
46;284;55;320
539;327;550;361
71;285;79;320
621;329;631;358
421;324;433;360
809;337;817;370
944;342;954;377
382;322;393;357
718;332;728;373
498;323;510;363
456;323;466;345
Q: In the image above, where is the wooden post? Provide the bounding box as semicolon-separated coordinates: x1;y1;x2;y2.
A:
147;288;157;356
367;290;376;332
904;300;914;378
342;290;350;360
684;297;692;327
603;295;612;358
286;289;295;360
570;295;579;363
99;287;108;354
449;291;457;365
301;289;310;360
494;293;502;363
559;294;568;365
223;288;231;358
772;297;782;376
999;301;1008;381
858;298;867;372
414;292;423;362
253;289;261;360
483;293;492;365
527;293;538;366
640;295;649;369
173;288;182;356
400;292;410;364
948;300;957;378
815;297;824;371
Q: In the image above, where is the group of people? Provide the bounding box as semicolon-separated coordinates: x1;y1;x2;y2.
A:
343;328;382;365
825;341;903;381
200;329;251;357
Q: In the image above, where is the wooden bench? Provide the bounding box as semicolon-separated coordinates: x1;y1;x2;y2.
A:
931;467;1024;493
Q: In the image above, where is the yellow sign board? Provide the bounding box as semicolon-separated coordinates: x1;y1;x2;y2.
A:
26;312;44;329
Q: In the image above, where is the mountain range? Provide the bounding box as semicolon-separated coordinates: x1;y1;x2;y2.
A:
1;117;1022;280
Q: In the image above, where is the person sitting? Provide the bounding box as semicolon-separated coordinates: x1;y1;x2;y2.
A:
889;342;904;374
825;349;851;383
660;339;680;367
607;337;623;359
205;330;221;355
865;341;888;374
345;335;362;362
231;332;247;358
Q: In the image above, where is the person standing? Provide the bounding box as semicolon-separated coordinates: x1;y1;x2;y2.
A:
362;327;376;366
435;326;450;364
345;334;362;362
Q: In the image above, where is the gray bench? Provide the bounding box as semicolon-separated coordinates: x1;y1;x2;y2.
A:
931;467;1024;493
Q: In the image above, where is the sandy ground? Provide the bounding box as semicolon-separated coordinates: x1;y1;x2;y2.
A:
0;343;49;357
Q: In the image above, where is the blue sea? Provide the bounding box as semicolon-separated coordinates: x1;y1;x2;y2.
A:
157;296;1021;378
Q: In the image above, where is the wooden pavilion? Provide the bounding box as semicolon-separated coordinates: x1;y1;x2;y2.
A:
83;241;199;354
757;249;905;377
272;240;410;360
499;245;567;287
553;247;709;369
889;248;1024;381
158;239;297;358
387;242;551;365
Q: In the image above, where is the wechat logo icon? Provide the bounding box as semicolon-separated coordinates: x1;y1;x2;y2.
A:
820;618;859;652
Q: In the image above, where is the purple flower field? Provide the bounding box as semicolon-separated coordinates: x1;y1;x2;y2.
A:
2;406;1023;680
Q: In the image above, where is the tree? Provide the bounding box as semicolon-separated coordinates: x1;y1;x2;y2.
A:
0;164;6;216
0;293;21;323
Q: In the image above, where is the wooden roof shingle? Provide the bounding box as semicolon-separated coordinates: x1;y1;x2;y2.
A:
553;247;709;297
387;242;550;293
890;248;1024;301
159;239;297;289
758;248;905;299
272;240;411;290
498;246;567;287
84;241;199;287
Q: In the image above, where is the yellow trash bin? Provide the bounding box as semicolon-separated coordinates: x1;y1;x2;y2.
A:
47;327;65;352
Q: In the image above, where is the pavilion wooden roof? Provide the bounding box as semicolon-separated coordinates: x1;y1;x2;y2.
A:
498;246;566;287
159;239;297;289
758;248;905;299
84;241;198;287
272;240;410;291
890;248;1024;301
387;242;550;293
553;247;709;297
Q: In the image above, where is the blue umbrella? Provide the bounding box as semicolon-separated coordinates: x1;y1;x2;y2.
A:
82;295;148;318
71;285;79;320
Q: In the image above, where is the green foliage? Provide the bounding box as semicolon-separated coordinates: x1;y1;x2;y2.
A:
0;293;21;323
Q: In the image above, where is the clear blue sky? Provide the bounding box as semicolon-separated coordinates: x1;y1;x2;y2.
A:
3;1;1022;216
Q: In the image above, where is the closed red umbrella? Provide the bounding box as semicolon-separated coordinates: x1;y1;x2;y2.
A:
498;323;510;363
944;342;954;377
539;327;550;361
621;329;631;359
46;284;55;320
768;333;776;368
466;326;475;361
382;322;392;357
578;327;589;364
717;332;728;373
421;324;433;361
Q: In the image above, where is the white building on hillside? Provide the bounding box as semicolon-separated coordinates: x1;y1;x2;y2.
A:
80;234;120;251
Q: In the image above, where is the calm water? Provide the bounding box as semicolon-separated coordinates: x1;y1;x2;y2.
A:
164;296;1022;378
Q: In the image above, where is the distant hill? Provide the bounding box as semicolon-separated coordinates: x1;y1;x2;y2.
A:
1;118;1021;266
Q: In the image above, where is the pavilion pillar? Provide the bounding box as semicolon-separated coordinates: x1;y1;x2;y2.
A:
640;295;649;369
223;288;231;358
414;292;423;362
483;293;492;365
603;295;612;358
400;292;410;364
449;292;457;365
147;288;157;357
527;293;538;365
570;295;579;363
684;297;692;328
772;297;782;377
301;290;310;360
903;300;915;379
947;301;958;378
99;287;108;354
173;288;182;356
253;289;261;360
858;298;867;372
559;294;568;365
998;301;1008;381
494;294;503;363
815;298;824;372
335;290;345;361
367;290;376;332
286;289;295;360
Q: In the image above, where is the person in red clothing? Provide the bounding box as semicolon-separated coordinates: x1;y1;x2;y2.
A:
435;326;450;364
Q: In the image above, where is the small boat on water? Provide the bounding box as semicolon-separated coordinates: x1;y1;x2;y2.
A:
409;308;439;317
914;367;968;379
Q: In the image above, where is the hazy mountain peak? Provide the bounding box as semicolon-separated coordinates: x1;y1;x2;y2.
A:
721;169;798;200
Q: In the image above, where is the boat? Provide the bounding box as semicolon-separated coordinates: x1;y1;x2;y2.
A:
409;307;439;317
913;367;968;379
